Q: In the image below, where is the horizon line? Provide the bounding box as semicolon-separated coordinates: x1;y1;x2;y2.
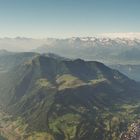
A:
0;32;140;39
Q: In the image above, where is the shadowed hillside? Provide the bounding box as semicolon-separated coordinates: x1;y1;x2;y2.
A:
0;53;140;140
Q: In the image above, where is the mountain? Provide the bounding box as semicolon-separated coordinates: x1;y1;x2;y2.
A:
0;51;38;72
0;52;140;140
34;37;140;64
110;64;140;81
33;37;140;81
0;52;70;73
0;49;11;56
0;37;140;64
0;37;140;83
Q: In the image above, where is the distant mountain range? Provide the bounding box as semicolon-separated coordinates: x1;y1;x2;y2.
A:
0;36;140;63
0;37;140;63
0;52;140;139
34;37;140;65
0;36;140;81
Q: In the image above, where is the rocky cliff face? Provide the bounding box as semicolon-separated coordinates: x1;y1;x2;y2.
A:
121;122;140;140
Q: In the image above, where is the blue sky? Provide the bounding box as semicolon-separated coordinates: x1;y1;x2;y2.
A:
0;0;140;38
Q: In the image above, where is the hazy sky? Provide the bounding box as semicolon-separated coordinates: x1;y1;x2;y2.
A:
0;0;140;38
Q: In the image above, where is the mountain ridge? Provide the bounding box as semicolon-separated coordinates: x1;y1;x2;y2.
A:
0;53;140;139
